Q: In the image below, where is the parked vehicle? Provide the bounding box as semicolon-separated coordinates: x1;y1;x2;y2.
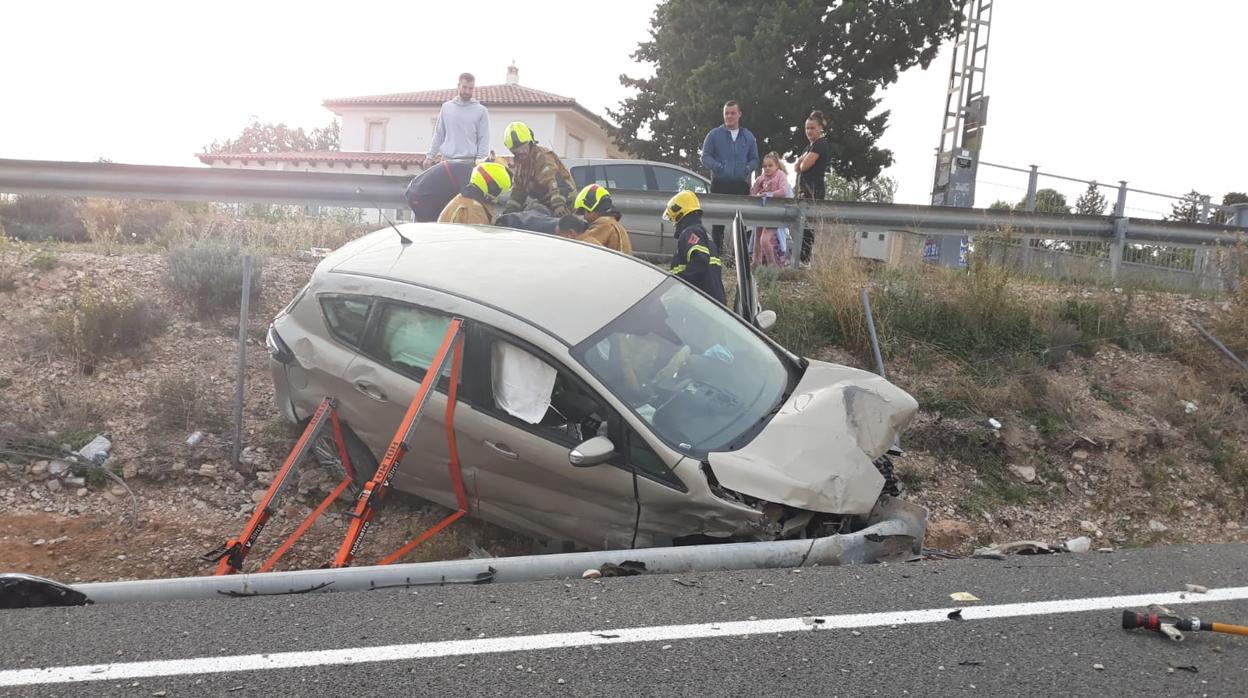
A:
267;223;923;551
564;158;710;259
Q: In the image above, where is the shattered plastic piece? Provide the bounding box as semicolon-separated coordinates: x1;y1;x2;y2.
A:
971;549;1007;561
973;540;1055;558
76;435;112;464
947;609;964;621
186;431;205;447
581;569;602;579
1178;400;1198;415
1064;536;1092;554
1169;665;1198;674
1093;663;1104;671
1184;584;1208;594
950;592;981;602
987;418;1002;430
0;573;91;608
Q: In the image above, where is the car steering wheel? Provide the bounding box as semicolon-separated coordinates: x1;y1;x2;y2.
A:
649;346;691;390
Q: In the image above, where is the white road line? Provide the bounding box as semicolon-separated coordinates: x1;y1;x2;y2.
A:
3;585;1247;687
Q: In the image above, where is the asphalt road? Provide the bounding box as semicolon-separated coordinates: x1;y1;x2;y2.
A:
3;544;1248;696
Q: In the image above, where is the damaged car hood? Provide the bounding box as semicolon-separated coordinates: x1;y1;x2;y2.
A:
707;362;919;515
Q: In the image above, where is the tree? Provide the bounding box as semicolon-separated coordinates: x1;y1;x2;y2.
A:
1166;189;1205;223
1017;188;1070;214
204;117;340;154
1074;181;1108;215
608;1;961;179
988;200;1014;212
825;173;897;203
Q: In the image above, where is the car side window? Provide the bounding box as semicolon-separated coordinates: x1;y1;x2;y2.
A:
601;164;647;191
487;336;685;489
367;302;456;383
488;338;607;446
320;296;372;347
652;166;708;194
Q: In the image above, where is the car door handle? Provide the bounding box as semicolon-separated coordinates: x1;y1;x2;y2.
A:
354;381;388;402
484;440;518;460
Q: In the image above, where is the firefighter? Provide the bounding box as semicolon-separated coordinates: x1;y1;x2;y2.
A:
572;184;632;253
501;121;577;218
663;191;726;304
437;161;512;225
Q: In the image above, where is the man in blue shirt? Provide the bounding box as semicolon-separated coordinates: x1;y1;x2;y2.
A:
700;100;759;253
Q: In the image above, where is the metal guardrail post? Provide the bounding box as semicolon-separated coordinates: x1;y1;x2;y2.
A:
1232;203;1248;228
1024;165;1039;212
232;255;252;467
1199;195;1211;225
1113;181;1129;217
791;205;806;269
1109;217;1127;283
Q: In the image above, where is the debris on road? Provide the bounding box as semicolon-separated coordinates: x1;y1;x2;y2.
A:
947;609;964;621
1168;665;1199;674
972;540;1056;559
950;592;981;602
1184;584;1208;594
1064;536;1093;554
1093;663;1105;671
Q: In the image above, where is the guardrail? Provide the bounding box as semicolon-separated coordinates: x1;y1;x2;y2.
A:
1;158;1245;278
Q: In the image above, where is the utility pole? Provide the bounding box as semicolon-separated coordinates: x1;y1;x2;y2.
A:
928;0;993;267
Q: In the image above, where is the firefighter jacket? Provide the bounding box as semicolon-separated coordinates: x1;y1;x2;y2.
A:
670;212;726;304
437;190;494;225
504;145;577;217
578;210;633;254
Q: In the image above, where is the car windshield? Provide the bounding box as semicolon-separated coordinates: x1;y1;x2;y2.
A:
572;278;797;455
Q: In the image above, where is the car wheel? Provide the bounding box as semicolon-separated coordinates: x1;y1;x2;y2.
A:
312;425;380;486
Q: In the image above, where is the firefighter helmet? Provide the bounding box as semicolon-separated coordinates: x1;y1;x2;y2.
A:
503;122;536;152
574;184;612;214
468;162;511;202
664;190;701;222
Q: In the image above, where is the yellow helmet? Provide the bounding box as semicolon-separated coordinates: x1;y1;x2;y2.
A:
468;162;512;202
503;122;536;152
574;184;612;214
664;190;701;222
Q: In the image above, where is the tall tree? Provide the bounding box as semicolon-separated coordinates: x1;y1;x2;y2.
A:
204;117;340;154
1017;188;1070;214
825;173;898;203
1074;181;1108;215
1166;190;1205;223
609;1;961;179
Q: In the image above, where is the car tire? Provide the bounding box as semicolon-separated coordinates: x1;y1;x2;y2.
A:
312;424;380;486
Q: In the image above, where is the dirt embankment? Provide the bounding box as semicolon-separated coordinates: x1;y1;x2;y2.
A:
0;251;1245;583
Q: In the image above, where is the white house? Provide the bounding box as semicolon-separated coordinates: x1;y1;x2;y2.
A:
198;65;620;176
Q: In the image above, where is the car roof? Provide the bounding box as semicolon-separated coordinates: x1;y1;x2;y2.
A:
563;159;707;181
326;224;668;345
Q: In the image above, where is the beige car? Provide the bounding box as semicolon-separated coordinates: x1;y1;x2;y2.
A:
267;224;922;550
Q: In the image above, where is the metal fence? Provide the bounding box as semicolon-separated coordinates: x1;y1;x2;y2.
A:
2;158;1245;290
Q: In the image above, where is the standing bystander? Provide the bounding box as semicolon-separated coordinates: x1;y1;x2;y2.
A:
748;152;792;268
427;73;490;163
794;110;830;268
700;100;759;253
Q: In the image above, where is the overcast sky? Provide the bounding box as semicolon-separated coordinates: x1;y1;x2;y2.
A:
2;1;1243;213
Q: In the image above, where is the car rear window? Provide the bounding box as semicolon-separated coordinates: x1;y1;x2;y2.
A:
600;164;647;191
320;296;372;347
652;166;707;193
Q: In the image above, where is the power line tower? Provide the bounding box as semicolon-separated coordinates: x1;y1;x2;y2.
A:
927;0;993;265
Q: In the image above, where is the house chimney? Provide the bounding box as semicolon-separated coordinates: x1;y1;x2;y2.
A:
506;62;519;85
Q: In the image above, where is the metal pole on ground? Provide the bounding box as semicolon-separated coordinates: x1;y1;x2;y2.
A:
860;288;887;379
232;255;253;467
1024;165;1039;212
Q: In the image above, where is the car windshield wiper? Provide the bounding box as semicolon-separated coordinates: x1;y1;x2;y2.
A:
725;389;790;450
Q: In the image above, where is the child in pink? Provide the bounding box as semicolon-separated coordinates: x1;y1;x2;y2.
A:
749;152;791;268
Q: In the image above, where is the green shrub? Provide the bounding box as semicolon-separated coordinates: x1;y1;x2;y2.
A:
0;196;87;242
120;200;182;243
145;376;227;432
29;249;57;271
164;242;264;316
53;287;167;372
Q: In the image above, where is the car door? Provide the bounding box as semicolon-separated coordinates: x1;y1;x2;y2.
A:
335;299;476;512
461;328;682;549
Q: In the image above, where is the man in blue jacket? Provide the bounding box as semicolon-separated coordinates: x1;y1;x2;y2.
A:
700;100;759;253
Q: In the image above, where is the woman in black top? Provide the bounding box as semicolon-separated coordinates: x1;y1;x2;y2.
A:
794;110;830;267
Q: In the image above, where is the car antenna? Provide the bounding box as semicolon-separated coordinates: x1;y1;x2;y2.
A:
356;188;411;245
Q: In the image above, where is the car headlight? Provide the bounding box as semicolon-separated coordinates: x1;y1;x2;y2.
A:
266;325;293;364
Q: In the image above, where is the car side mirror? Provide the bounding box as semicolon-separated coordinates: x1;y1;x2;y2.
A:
756;309;777;331
569;436;617;467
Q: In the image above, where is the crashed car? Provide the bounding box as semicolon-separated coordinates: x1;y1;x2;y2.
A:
267;223;923;551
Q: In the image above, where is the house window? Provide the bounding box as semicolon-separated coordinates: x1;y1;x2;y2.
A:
365;120;387;152
566;133;585;158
